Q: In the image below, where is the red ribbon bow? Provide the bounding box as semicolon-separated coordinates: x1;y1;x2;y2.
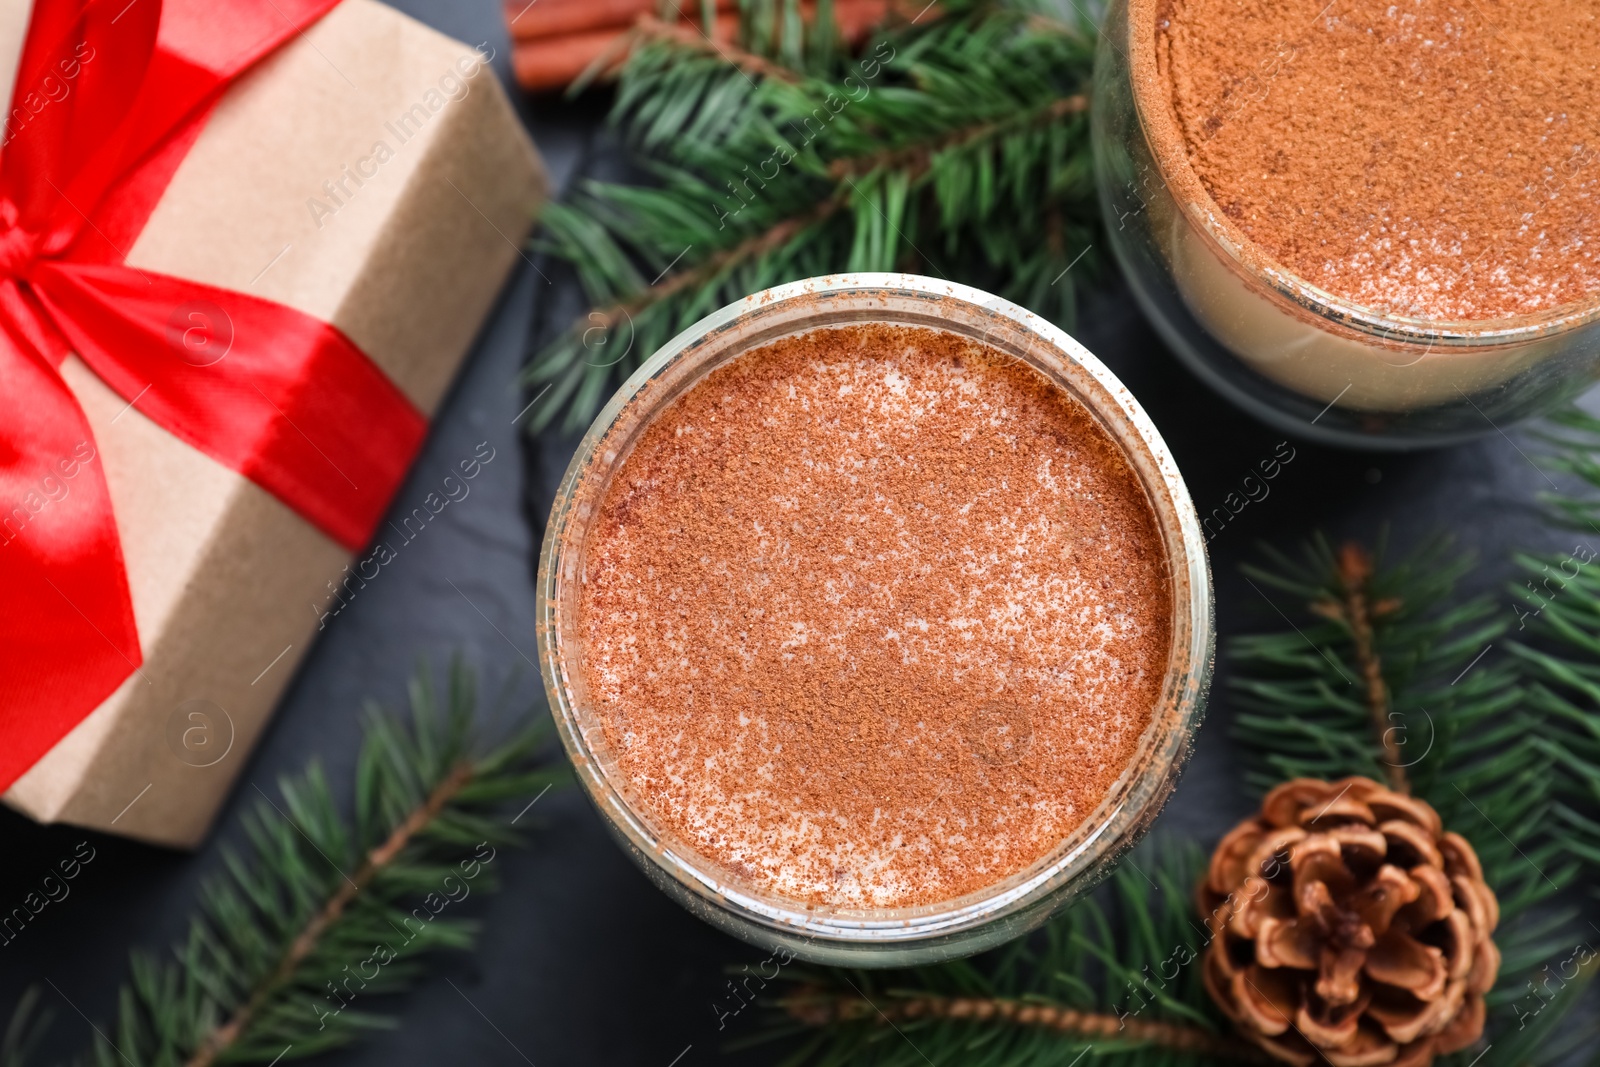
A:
0;0;428;790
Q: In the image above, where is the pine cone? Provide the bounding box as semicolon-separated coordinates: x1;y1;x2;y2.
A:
1199;777;1500;1067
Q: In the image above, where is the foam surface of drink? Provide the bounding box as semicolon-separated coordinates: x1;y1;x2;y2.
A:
579;324;1171;908
1153;0;1600;320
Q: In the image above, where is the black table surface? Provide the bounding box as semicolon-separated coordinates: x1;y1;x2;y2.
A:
1;1;1585;1064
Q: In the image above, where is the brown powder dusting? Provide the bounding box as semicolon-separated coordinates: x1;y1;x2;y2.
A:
578;324;1171;909
1154;0;1600;320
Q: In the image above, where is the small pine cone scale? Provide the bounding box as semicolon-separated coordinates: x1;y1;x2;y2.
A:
1198;777;1499;1067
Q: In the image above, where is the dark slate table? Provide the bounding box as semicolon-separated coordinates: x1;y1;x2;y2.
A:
0;1;1582;1063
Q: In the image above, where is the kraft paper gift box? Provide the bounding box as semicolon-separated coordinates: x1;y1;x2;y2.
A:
1;0;546;847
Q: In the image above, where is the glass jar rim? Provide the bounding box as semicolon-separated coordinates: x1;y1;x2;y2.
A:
535;273;1213;949
1120;0;1600;348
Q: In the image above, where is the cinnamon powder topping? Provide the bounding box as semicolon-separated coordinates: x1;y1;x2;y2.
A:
1153;0;1600;320
577;324;1171;909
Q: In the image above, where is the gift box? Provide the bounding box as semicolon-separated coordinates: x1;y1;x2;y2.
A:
0;0;545;847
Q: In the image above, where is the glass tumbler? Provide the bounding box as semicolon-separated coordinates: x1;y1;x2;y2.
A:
536;274;1213;965
1091;0;1600;449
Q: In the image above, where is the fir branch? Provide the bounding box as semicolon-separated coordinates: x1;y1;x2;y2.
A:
1508;557;1600;875
1230;534;1588;1043
759;844;1253;1066
9;662;562;1067
523;0;1099;433
782;988;1265;1058
183;761;477;1067
1527;406;1600;534
1507;407;1600;895
572;85;1087;338
825;91;1088;179
1231;535;1529;819
1308;543;1407;791
582;189;849;332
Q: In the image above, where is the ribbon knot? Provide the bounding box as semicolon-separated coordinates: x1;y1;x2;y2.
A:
0;222;41;278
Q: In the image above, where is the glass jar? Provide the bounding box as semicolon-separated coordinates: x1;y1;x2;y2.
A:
536;274;1213;965
1091;0;1600;449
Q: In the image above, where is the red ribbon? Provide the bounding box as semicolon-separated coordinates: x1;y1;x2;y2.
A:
0;0;429;791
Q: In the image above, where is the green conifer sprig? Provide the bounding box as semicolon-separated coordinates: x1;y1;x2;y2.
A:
1511;568;1600;882
755;845;1260;1067
1226;535;1578;918
1524;407;1600;534
1228;537;1585;1029
7;664;561;1067
523;0;1099;433
1508;407;1600;893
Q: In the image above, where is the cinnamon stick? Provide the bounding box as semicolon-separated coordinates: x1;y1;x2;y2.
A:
506;0;736;41
511;0;904;91
513;26;647;90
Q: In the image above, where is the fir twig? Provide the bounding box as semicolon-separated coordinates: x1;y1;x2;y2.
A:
183;762;477;1067
757;844;1255;1065
782;987;1266;1059
581;190;849;332
8;662;562;1067
824;91;1089;179
1309;543;1408;791
1508;406;1600;896
1528;406;1600;535
1231;535;1586;1039
523;0;1100;433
